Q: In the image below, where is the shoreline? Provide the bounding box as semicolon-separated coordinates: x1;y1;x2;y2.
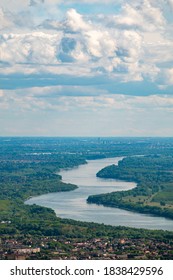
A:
26;157;173;231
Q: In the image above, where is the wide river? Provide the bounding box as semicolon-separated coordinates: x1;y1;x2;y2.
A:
26;157;173;231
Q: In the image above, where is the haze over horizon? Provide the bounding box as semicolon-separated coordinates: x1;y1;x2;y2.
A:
1;0;173;137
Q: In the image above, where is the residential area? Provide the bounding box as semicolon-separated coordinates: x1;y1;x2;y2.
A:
0;235;172;260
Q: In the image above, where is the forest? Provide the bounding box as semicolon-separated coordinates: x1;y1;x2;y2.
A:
87;155;173;219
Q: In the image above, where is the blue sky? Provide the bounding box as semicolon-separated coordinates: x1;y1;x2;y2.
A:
0;0;173;136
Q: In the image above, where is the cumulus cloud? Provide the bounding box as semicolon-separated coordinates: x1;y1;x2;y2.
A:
0;32;62;65
65;8;91;32
0;0;173;90
112;0;166;31
1;0;173;137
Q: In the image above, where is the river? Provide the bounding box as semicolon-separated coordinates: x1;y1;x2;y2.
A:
26;157;173;231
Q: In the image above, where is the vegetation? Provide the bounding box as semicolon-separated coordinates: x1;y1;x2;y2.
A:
87;155;173;219
1;137;173;259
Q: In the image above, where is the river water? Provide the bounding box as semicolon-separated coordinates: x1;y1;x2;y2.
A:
26;157;173;231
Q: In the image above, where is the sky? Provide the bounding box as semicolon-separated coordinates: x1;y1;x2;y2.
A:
0;0;173;137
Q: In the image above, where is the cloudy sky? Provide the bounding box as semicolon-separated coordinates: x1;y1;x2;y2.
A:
0;0;173;136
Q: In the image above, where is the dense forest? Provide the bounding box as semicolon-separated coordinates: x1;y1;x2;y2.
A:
87;155;173;219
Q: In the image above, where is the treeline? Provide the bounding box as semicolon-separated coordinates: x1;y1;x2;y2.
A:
87;155;173;219
1;199;173;242
0;152;87;237
2;137;173;161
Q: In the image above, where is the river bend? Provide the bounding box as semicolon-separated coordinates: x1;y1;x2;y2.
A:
26;157;173;231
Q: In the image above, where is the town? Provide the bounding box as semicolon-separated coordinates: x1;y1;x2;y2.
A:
1;235;172;260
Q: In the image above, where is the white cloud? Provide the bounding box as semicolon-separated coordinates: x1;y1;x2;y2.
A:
0;32;62;64
0;90;4;97
1;0;173;137
65;8;91;32
112;0;166;31
0;0;29;13
164;68;173;85
1;84;173;113
1;85;173;136
0;1;173;89
0;8;14;30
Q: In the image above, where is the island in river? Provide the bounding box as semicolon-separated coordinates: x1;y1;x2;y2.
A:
1;137;173;260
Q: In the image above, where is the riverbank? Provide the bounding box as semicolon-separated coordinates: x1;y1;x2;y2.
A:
87;156;173;221
26;157;173;231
